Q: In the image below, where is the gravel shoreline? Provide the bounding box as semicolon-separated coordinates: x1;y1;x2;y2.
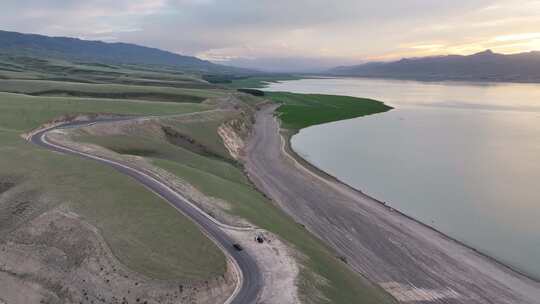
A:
244;104;540;303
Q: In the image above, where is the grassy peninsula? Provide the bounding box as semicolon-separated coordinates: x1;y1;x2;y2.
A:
266;91;393;130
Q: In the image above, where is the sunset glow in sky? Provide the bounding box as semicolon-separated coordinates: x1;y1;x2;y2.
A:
2;0;540;71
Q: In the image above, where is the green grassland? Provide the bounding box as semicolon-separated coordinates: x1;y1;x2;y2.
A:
77;133;248;186
0;56;233;282
79;110;395;304
159;110;241;160
0;92;211;132
0;53;214;88
0;100;226;281
0;79;225;103
0;53;395;303
266;91;393;130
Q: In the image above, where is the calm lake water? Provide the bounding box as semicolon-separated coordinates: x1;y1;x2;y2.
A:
264;77;540;280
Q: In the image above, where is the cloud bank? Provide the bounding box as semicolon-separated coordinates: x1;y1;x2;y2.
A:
2;0;539;71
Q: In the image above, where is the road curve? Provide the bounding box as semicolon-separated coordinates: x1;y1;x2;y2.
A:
29;118;262;304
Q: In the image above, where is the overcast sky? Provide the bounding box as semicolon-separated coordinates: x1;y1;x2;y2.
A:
2;0;540;71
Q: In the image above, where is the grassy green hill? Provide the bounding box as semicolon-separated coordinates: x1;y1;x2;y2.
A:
0;52;395;303
267;91;393;130
0;94;224;281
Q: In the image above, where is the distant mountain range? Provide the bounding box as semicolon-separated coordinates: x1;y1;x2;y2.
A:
0;30;251;74
328;50;540;83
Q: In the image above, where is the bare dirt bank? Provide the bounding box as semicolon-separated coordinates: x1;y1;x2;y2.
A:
243;104;540;303
0;206;236;304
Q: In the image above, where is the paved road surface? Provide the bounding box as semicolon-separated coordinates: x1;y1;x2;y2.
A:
30;118;262;304
244;105;540;304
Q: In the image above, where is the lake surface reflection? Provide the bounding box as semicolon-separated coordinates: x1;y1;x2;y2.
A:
265;78;540;279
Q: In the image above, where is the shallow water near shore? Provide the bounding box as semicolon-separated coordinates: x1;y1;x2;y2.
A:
265;77;540;280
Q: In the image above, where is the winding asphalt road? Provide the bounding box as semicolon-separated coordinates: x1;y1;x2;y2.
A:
29;118;262;304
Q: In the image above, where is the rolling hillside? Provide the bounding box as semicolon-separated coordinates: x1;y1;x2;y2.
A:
0;30;251;74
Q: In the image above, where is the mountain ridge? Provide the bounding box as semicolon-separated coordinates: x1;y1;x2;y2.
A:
328;50;540;83
0;30;252;74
